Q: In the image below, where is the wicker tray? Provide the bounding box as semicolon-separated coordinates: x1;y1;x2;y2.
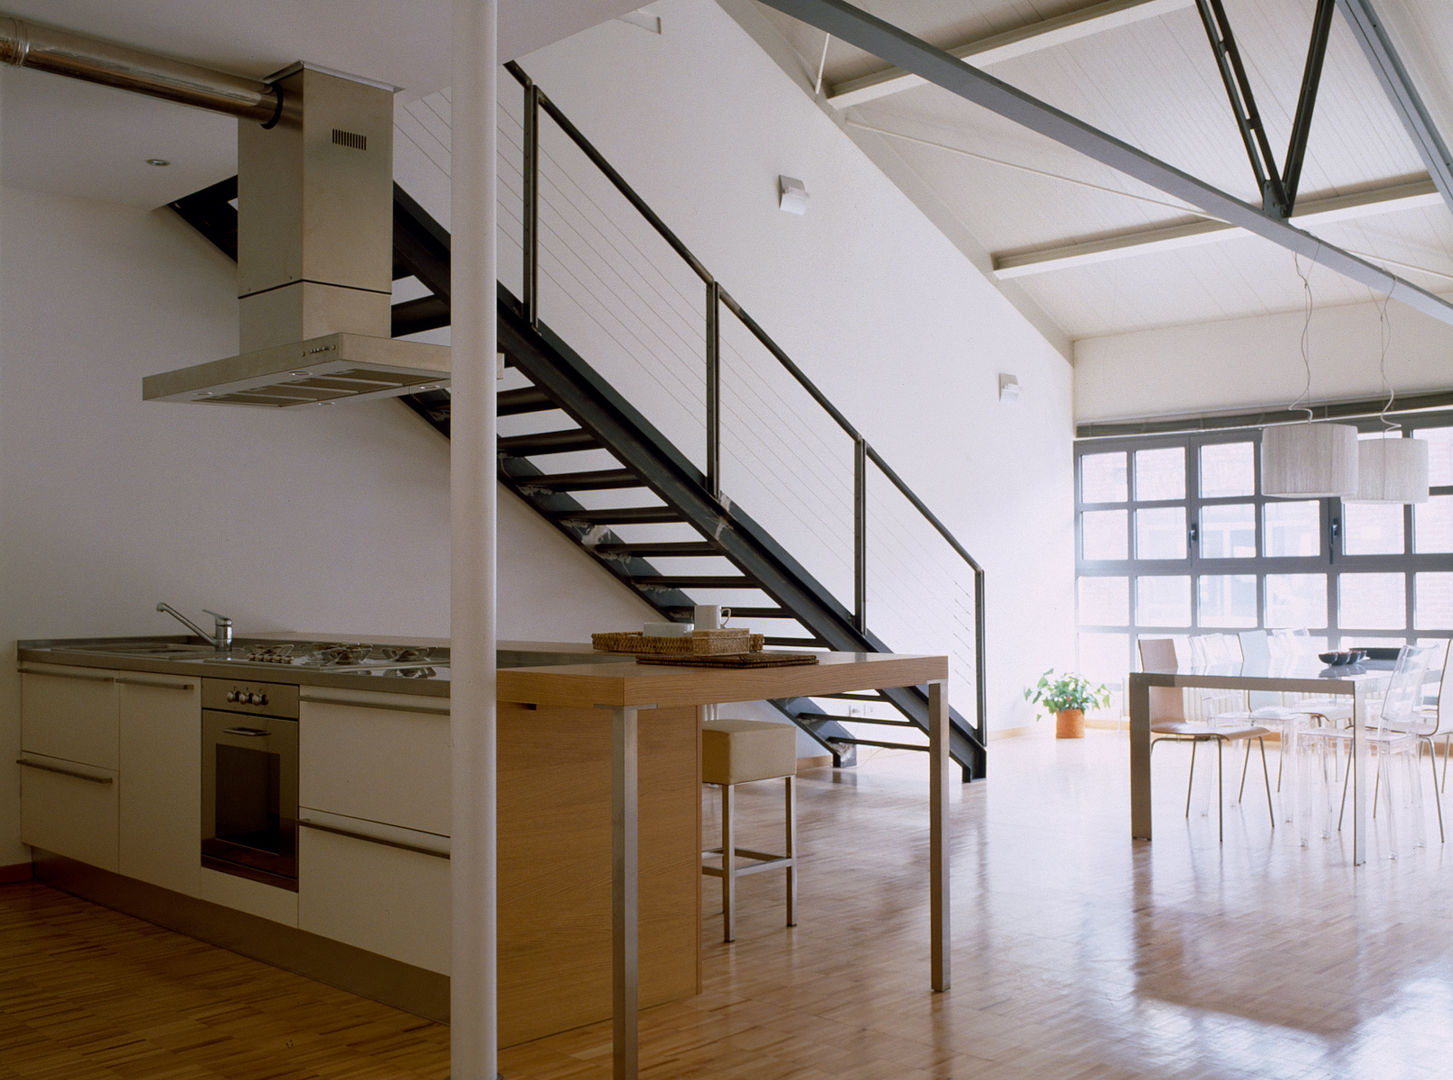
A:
592;628;764;655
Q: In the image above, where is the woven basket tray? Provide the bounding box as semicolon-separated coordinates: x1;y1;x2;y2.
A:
592;628;764;655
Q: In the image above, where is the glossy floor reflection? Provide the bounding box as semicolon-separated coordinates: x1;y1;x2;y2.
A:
517;729;1451;1080
5;730;1452;1079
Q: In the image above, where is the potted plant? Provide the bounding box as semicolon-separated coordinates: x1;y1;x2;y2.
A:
1024;669;1111;739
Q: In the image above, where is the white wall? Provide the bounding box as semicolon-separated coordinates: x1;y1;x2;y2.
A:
518;0;1076;735
0;185;655;867
1076;296;1453;422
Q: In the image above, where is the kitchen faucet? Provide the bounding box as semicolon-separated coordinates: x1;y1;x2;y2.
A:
156;602;233;651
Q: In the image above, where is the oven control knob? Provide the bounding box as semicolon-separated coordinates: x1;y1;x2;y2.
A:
250;692;267;706
225;689;239;703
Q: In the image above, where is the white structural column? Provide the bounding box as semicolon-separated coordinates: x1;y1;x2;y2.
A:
450;2;499;1078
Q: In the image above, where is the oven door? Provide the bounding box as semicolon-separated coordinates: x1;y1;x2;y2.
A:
201;709;299;890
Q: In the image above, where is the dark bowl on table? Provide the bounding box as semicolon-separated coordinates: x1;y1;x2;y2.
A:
1318;649;1366;666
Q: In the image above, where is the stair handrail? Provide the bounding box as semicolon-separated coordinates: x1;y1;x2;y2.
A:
505;61;986;743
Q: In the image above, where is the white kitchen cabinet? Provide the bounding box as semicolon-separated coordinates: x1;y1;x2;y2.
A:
117;671;201;896
18;664;120;869
20;663;119;767
298;813;450;973
298;687;450;834
297;687;450;966
17;752;119;870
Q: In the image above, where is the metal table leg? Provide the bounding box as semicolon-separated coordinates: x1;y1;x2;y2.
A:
1130;676;1152;841
609;705;640;1079
928;679;950;992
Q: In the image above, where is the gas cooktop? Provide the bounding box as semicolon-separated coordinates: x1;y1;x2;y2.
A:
218;641;447;678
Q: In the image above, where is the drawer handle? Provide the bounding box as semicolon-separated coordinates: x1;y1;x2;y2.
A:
117;676;196;691
299;813;450;859
299;694;449;717
222;726;270;738
16;757;114;784
20;667;116;683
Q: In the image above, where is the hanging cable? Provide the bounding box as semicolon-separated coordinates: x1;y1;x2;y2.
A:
1290;251;1316;422
1374;278;1399;433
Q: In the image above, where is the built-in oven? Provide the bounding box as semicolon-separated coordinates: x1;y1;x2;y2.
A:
201;678;299;891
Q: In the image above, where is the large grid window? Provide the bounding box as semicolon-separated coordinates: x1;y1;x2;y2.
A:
1075;416;1453;690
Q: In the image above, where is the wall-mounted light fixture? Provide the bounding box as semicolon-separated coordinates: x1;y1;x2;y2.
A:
998;373;1020;401
778;175;808;215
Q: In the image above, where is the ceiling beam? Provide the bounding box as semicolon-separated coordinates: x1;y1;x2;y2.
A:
1334;0;1453;218
826;0;1194;110
758;0;1453;326
993;178;1443;278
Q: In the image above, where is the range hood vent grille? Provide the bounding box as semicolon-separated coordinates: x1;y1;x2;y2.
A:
143;333;449;408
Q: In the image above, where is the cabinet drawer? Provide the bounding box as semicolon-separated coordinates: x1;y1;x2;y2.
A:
299;690;450;836
18;752;118;871
298;819;449;973
20;665;119;768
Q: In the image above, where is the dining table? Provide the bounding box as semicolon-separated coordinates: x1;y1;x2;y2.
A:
1128;656;1395;864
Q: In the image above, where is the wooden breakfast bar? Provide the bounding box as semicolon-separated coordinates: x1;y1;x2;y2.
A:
497;649;952;1080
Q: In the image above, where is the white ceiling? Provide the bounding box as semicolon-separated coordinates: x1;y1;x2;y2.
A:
749;0;1453;340
0;0;642;206
4;0;1453;345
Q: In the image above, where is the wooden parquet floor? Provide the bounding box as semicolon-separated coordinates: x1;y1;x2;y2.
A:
4;731;1453;1079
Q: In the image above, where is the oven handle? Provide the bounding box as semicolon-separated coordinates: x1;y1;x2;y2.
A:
222;726;271;738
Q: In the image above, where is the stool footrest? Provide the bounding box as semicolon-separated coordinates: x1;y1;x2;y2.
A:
703;848;795;878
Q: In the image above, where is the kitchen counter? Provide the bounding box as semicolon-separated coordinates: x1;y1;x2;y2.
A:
15;636;651;697
19;635;951;1074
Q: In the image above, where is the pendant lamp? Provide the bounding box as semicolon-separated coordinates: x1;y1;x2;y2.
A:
1352;434;1429;503
1348;289;1430;503
1261;420;1359;497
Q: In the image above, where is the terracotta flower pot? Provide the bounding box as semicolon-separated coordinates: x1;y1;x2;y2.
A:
1055;708;1085;739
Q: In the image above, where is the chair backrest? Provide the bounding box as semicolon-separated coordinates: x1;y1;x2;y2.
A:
1268;627;1311;660
1238;629;1270;664
1377;644;1437;735
1237;630;1283;710
1424;641;1452;736
1137;637;1183;723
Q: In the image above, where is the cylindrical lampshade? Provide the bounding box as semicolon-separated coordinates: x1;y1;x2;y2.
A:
1261;422;1359;497
1351;436;1429;503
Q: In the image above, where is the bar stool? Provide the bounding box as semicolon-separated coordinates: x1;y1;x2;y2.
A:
701;717;797;942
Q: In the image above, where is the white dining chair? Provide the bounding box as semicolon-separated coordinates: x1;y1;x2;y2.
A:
1140;637;1275;841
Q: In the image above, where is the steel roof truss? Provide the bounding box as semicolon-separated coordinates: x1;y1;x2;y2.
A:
1334;0;1453;218
755;0;1453;326
1193;0;1288;215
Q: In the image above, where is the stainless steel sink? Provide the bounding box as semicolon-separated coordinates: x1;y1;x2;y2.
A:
68;641;221;659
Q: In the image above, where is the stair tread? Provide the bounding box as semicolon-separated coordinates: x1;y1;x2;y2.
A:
626;575;761;588
590;541;720;557
498;428;602;455
798;713;917;727
552;507;682;524
523;468;644;490
497;387;556;415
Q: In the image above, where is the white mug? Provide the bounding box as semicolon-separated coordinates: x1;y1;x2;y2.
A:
693;604;730;629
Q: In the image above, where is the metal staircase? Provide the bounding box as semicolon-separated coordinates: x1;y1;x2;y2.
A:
170;64;988;782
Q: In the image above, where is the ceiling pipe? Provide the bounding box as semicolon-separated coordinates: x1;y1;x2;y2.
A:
0;13;282;125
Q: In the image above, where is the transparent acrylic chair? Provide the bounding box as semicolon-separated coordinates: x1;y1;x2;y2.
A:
1295;644;1438;854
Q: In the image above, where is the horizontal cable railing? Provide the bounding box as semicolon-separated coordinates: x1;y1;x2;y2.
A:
500;61;986;743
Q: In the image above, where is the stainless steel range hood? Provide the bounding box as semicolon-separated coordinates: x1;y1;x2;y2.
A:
142;61;450;407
